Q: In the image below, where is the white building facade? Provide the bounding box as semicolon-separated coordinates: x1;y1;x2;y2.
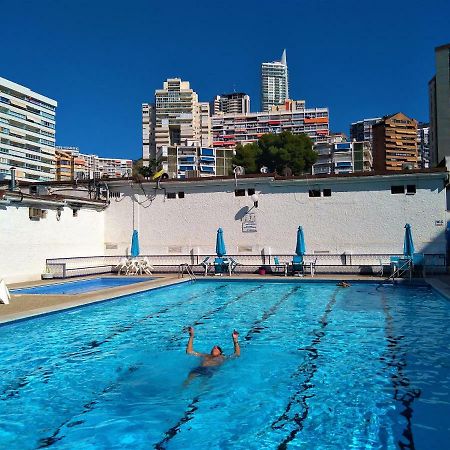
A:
213;93;250;115
0;77;57;182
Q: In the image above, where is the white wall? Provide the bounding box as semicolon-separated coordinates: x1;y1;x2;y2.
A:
0;206;104;283
104;173;447;257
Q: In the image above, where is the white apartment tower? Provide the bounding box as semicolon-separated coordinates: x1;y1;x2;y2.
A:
0;76;57;182
142;78;211;161
261;50;289;112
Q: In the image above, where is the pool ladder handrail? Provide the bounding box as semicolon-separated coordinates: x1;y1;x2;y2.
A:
179;263;197;281
385;259;412;283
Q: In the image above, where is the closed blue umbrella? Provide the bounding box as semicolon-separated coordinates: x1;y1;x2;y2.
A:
403;223;415;258
131;229;140;258
295;226;306;259
216;228;227;257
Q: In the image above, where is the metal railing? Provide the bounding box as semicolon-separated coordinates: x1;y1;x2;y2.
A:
45;253;447;279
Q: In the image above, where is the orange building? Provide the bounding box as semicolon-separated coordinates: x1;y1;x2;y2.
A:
372;112;418;171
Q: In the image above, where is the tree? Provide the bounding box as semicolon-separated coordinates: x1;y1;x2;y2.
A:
231;132;317;175
133;158;160;179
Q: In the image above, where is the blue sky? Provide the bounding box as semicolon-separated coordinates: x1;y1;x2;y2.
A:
1;0;449;160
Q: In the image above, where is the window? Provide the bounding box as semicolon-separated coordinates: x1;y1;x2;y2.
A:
323;188;332;197
391;185;405;194
406;185;416;195
235;189;245;197
178;191;185;199
166;192;176;199
247;188;255;196
309;189;321;197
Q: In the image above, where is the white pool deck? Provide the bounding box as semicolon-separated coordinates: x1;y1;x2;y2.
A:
1;274;449;325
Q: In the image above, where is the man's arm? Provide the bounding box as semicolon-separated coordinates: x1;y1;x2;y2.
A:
186;326;204;357
232;330;240;357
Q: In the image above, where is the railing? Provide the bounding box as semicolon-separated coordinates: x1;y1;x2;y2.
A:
45;253;447;279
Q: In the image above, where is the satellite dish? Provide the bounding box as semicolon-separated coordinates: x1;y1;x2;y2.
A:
260;166;269;174
234;166;245;175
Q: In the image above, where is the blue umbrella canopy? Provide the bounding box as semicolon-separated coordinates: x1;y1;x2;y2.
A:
131;229;140;258
403;223;415;258
295;226;306;257
216;228;227;257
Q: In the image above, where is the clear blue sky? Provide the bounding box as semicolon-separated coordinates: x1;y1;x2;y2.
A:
1;0;449;160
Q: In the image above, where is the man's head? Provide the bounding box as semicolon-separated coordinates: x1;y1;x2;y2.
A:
210;345;223;357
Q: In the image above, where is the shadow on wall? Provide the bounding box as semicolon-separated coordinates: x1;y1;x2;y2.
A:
235;206;249;221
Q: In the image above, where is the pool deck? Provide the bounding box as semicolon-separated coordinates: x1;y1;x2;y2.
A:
1;273;449;324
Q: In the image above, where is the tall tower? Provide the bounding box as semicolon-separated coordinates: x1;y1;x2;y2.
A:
261;49;289;112
429;43;450;166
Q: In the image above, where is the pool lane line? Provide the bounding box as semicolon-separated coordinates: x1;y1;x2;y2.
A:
0;284;228;402
379;288;421;450
35;364;141;449
271;287;340;450
152;285;302;449
164;284;265;348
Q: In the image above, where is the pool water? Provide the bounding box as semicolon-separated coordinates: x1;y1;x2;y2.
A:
12;277;154;295
0;280;449;449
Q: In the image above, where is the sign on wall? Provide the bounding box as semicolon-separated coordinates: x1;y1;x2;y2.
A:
242;213;257;232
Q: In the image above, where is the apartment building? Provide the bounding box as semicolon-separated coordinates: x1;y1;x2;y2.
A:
213;93;250;115
350;117;382;144
372;112;418;171
429;43;450;166
261;50;289;112
0;76;57;182
55;146;132;180
312;140;373;175
142;78;211;162
417;123;430;169
212;99;329;149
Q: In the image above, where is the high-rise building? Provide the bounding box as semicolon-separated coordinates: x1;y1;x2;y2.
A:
372;112;418;171
261;50;289;112
417;123;430;169
0;76;57;182
213;93;250;115
212;99;329;149
429;43;450;166
142;78;212;163
350;117;382;144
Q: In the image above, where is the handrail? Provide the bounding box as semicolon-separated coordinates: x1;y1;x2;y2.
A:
179;263;196;281
385;259;412;283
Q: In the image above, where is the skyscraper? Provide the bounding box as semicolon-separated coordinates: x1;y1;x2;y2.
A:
429;43;450;166
350;117;382;145
261;50;289;112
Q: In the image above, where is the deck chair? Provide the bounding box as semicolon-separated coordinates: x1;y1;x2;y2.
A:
291;255;304;276
141;257;154;275
116;258;131;275
0;279;11;305
226;257;240;275
273;257;288;276
200;257;210;276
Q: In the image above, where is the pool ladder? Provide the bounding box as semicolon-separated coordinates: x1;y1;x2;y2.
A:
179;263;197;281
385;259;412;283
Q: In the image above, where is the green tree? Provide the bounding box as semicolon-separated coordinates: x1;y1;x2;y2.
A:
232;143;261;174
133;158;160;179
231;132;317;175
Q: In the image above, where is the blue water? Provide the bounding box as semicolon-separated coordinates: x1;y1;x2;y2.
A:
12;277;154;295
0;280;449;449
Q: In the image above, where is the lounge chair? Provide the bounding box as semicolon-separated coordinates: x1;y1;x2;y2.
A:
226;257;240;275
116;257;131;275
141;257;154;275
0;280;11;305
273;257;288;276
291;255;304;276
200;257;210;276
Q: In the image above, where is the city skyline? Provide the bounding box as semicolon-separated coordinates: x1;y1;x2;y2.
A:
1;0;449;160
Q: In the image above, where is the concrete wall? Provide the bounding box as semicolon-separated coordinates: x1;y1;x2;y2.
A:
104;173;447;257
0;206;104;283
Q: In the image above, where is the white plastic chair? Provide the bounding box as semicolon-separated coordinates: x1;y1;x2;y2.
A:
0;279;11;305
115;258;130;275
141;257;154;275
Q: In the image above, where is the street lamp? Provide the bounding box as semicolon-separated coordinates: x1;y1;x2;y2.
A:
251;193;259;208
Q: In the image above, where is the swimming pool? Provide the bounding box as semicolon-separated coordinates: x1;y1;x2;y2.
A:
12;277;155;295
0;280;449;449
